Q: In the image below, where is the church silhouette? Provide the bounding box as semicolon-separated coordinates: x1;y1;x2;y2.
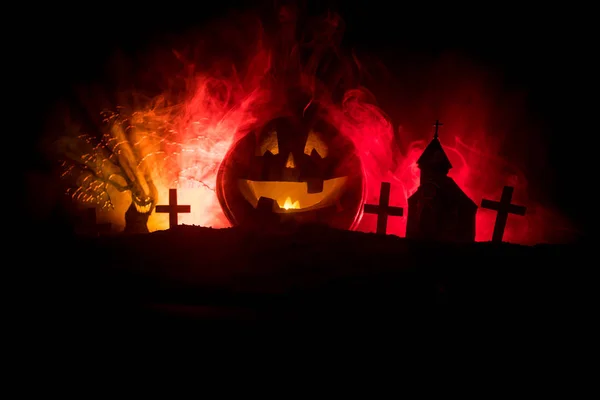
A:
406;121;477;242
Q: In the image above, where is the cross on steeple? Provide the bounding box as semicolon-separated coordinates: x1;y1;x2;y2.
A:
433;120;443;139
155;188;191;229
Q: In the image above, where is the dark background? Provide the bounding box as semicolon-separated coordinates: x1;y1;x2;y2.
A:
15;0;592;236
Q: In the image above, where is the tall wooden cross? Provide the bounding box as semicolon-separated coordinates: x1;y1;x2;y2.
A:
84;207;112;236
363;182;404;234
433;120;443;139
480;186;527;242
155;188;191;229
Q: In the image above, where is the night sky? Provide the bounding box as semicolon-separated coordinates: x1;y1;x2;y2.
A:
16;0;591;236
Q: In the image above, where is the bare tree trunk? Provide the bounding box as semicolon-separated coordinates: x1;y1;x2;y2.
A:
123;202;151;234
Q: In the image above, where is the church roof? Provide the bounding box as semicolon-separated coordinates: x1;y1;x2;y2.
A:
416;137;453;170
443;177;478;208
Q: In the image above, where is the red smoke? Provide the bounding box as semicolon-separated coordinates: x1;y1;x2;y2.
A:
347;53;577;244
50;6;577;244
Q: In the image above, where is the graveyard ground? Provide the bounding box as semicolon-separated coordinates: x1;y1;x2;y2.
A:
18;223;590;365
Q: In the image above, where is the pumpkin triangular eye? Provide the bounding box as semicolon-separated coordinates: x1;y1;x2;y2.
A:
257;130;279;156
304;130;328;158
310;148;322;159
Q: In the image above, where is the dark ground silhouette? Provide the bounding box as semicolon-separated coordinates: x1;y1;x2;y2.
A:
22;224;590;354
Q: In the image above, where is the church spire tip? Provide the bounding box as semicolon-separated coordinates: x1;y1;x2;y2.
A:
433;119;443;139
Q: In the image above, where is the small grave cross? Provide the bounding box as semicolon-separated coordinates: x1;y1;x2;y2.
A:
481;185;527;242
363;182;404;234
155;188;191;229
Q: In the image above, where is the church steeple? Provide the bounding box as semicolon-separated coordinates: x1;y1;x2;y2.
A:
416;120;452;179
406;120;478;243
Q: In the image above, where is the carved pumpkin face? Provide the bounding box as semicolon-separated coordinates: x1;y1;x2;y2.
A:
132;191;155;214
216;116;365;230
130;177;157;215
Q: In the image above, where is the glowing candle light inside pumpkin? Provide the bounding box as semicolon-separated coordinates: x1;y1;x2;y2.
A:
282;197;300;210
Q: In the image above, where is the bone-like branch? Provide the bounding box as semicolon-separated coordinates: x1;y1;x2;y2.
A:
59;124;139;208
59;107;166;212
61;145;133;191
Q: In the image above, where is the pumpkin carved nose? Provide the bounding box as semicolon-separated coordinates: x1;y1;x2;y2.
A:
285;153;295;168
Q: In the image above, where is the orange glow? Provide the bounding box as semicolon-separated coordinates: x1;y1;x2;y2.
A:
258;130;279;155
282;197;300;210
285;153;295;168
304;131;329;158
55;8;576;244
239;177;347;213
59;42;272;232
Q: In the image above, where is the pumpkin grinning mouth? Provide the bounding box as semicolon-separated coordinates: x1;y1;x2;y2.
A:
132;195;154;214
238;177;348;213
134;203;153;214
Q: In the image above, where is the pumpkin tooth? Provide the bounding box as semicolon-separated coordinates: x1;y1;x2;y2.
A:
134;202;152;214
306;178;324;194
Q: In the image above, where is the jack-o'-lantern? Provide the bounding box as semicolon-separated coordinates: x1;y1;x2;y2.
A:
216;115;365;230
124;185;157;234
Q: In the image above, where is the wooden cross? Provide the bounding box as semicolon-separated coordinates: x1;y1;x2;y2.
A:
155;188;191;229
84;207;112;236
480;186;527;242
433;120;443;139
363;182;404;234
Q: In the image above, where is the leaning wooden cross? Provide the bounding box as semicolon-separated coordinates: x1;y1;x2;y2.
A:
363;182;404;234
155;188;191;229
480;185;527;242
